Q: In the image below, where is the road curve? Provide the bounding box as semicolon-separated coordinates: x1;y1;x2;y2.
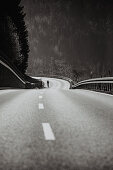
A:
0;78;113;170
33;77;70;89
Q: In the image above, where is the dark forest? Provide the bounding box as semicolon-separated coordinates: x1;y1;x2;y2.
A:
22;0;113;81
0;0;29;74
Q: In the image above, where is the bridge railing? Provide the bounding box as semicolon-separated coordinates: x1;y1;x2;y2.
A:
72;77;113;94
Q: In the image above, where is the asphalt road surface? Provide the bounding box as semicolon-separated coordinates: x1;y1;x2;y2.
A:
0;78;113;170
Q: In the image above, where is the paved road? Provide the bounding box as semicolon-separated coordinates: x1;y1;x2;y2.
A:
0;78;113;170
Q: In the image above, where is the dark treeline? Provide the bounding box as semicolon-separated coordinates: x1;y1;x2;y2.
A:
0;0;29;74
23;0;113;80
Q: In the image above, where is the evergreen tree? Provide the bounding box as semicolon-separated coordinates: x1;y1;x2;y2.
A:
0;0;29;74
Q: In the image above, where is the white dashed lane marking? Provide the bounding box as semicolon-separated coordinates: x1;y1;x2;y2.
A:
42;123;55;140
39;96;43;99
39;103;44;109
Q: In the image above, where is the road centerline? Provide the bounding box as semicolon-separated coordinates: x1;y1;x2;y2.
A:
39;103;44;109
39;95;43;99
42;123;55;140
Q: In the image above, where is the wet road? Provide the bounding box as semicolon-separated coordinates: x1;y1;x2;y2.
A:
0;78;113;170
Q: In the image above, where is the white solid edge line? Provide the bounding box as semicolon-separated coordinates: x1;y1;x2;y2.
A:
42;123;55;140
39;103;44;109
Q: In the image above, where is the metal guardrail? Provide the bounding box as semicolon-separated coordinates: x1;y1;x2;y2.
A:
0;59;26;85
72;77;113;94
0;58;27;88
0;53;44;89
